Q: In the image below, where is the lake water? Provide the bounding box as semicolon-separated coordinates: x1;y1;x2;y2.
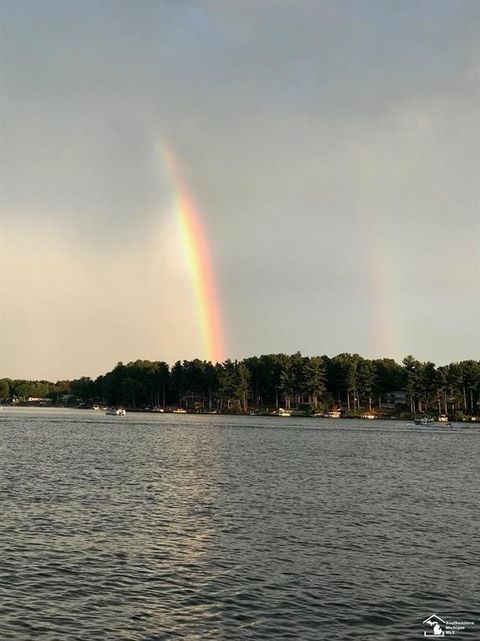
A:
0;408;478;640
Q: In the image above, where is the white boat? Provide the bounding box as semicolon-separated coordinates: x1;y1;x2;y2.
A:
277;408;291;417
414;416;434;425
172;408;187;414
361;413;376;420
324;410;341;419
106;408;126;416
438;415;449;423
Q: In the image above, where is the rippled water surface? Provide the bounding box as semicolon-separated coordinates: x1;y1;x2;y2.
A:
1;408;478;640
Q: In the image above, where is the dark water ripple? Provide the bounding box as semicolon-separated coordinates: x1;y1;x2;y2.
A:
0;409;479;640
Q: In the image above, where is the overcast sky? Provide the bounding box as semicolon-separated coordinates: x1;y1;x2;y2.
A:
1;0;479;380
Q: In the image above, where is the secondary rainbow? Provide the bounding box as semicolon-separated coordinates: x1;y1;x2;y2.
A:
356;156;401;360
161;143;225;363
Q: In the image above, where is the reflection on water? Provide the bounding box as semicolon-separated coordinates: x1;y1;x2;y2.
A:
0;409;478;640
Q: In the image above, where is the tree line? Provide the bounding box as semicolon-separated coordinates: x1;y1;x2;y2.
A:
1;354;479;417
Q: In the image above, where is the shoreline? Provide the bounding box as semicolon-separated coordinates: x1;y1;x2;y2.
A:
2;404;478;423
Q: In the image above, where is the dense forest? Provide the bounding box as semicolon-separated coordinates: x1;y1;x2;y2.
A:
1;354;479;418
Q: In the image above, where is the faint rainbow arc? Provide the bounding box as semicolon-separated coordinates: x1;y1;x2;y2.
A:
357;159;400;360
160;144;225;363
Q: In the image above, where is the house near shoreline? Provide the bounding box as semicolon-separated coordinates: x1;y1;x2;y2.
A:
379;390;407;408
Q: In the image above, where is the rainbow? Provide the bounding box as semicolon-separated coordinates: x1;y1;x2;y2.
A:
160;144;225;363
356;156;401;360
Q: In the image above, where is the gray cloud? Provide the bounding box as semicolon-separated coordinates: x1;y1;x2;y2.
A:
1;0;478;378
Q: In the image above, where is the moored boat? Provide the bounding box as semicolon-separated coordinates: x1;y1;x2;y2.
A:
105;408;126;416
414;416;434;425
